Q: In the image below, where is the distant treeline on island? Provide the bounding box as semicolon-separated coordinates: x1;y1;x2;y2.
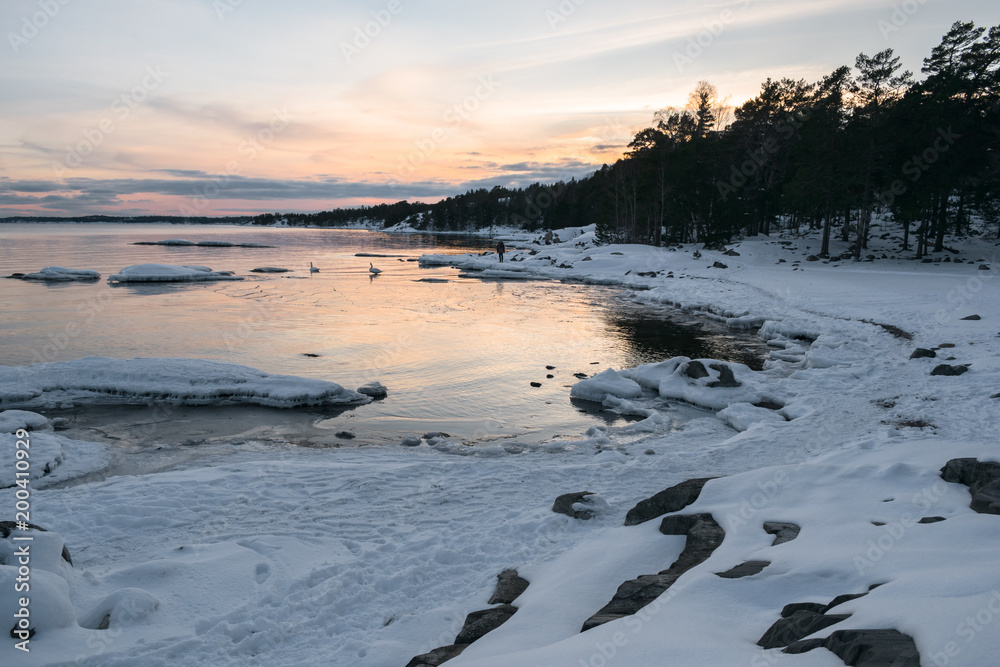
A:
6;21;997;261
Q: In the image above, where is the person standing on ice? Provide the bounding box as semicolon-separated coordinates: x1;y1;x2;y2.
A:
496;240;505;263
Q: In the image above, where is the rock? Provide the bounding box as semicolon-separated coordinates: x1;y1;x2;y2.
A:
823;592;869;613
582;514;724;630
530;381;542;387
940;458;1000;515
716;560;770;579
552;492;599;519
454;605;518;644
357;381;388;398
723;249;741;256
546;374;554;379
781;602;827;617
405;644;468;667
979;264;990;270
909;348;936;359
684;360;709;379
50;417;71;431
931;364;969;376
763;521;801;545
708;363;741;388
806;255;820;261
937;343;956;348
423;432;450;440
961;314;981;320
334;431;355;440
624;477;716;526
488;569;529;605
758;610;852;649
784;629;921;666
401;436;421;447
545;365;556;370
573;372;589;379
712;261;728;269
918;516;946;524
0;521;72;565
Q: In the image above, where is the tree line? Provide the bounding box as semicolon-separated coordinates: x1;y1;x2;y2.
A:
262;21;999;257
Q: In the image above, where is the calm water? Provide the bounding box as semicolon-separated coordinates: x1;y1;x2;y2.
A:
0;223;766;446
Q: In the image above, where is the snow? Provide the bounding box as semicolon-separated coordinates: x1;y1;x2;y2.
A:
0;357;371;410
0;410;113;489
3;222;1000;666
20;266;101;281
107;264;244;283
569;368;642;403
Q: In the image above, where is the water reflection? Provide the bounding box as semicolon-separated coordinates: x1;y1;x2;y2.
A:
603;303;767;371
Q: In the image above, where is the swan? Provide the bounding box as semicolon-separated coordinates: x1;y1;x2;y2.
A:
310;262;319;273
369;262;382;275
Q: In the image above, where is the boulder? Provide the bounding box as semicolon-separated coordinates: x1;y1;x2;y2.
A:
758;610;851;649
784;629;921;666
908;348;936;359
941;458;1000;515
401;436;421;447
716;560;770;579
708;363;741;388
454;605;518;645
763;521;800;545
712;261;728;269
553;492;601;520
961;314;982;320
488;569;529;605
931;364;969;376
405;645;468;667
684;360;709;379
581;514;724;631
624;478;716;526
356;381;388;398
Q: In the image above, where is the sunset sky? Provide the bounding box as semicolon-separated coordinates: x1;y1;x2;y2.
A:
1;0;997;218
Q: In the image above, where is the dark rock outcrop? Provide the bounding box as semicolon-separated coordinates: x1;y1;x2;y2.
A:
716;560;770;579
488;570;529;605
708;363;741;388
405;645;468;667
624;478;715;526
961;314;981;320
758;610;851;649
454;605;518;645
684;360;710;379
552;492;599;520
712;261;728;269
908;348;936;359
581;513;723;631
763;522;801;545
931;364;969;376
941;458;1000;515
783;629;921;666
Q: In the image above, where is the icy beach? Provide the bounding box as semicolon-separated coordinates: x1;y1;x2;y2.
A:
2;224;999;666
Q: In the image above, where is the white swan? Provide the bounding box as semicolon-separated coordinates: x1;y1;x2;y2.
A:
310;262;319;273
369;262;382;275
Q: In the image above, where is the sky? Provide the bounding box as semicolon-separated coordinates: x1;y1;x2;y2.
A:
1;0;997;218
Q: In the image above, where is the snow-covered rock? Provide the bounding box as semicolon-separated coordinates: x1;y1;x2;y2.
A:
569;368;642;403
107;264;244;283
20;266;101;281
0;357;371;409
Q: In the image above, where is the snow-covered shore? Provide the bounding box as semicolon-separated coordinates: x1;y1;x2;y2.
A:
2;224;999;666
